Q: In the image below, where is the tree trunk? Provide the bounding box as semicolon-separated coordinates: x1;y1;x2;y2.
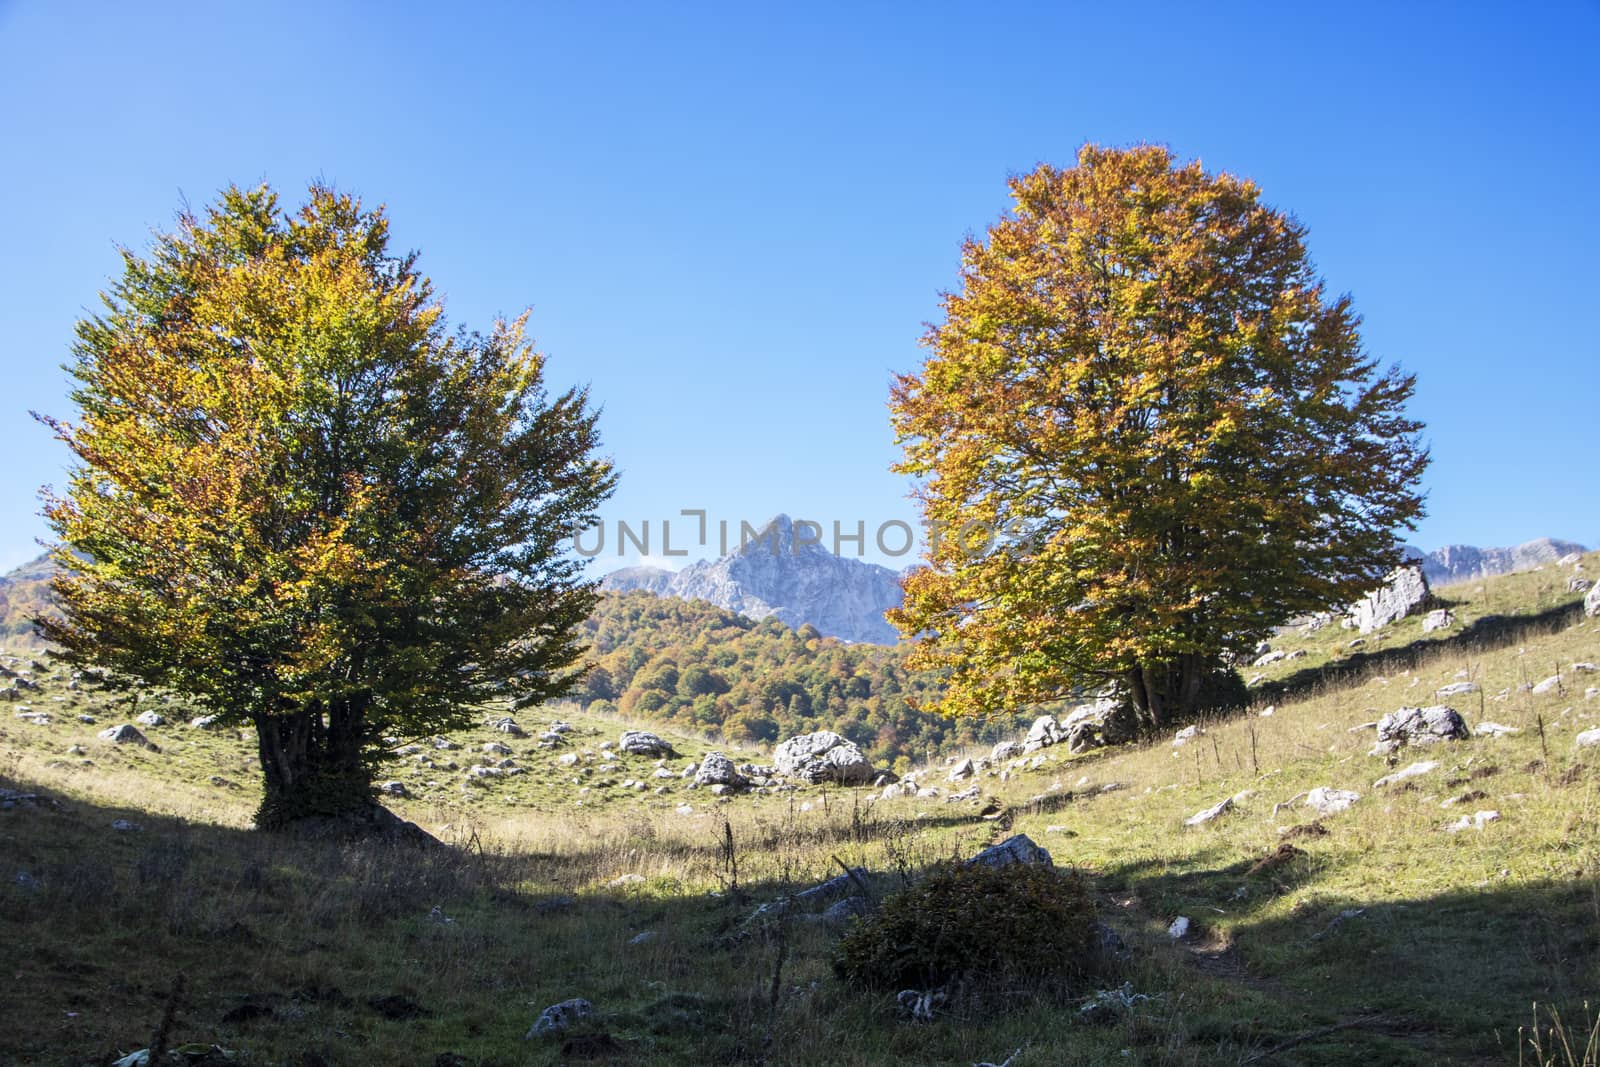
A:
1128;654;1211;733
253;696;375;830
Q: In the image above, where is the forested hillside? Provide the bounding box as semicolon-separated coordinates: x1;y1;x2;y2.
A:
576;591;993;769
0;554;54;647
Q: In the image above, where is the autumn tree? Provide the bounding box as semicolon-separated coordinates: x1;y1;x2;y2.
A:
889;145;1427;730
38;184;615;831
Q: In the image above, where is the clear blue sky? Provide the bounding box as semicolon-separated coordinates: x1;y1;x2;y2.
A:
2;1;1596;574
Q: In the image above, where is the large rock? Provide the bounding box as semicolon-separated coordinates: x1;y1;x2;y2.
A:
772;730;873;784
694;751;745;787
618;730;676;757
98;724;150;747
1184;797;1233;827
1023;714;1065;752
1350;564;1430;634
1061;698;1135;752
525;998;593;1038
1587;581;1600;619
1371;705;1468;755
1305;786;1361;816
966;834;1052;869
1374;760;1439;789
990;740;1023;762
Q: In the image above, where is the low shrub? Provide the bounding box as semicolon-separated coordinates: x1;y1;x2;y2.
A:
833;860;1097;993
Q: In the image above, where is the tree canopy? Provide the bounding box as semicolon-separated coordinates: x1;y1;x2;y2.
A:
888;145;1427;728
37;184;615;829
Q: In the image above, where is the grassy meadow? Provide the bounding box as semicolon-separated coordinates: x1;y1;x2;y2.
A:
1;557;1598;1065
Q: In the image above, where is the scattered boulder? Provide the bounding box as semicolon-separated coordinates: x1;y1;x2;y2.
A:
1023;714;1066;752
1445;810;1501;833
991;740;1023;762
1531;675;1563;696
526;998;593;1038
947;758;975;782
1574;728;1600;749
820;895;870;926
1253;649;1288;667
694;752;745;787
1573;662;1598;674
1093;922;1130;962
1168;916;1191;939
98;724;150;747
619;730;676;758
1435;682;1479;697
795;866;870;905
1371;705;1468;755
492;718;525;736
967;834;1053;869
1474;722;1520;737
1060;698;1136;752
134;710;166;727
772;730;873;785
482;741;512;756
378;781;408;797
1422;609;1454;633
1569;577;1591;593
110;819;142;832
1374;760;1439;789
1184;797;1233;827
189;714;221;729
1350;564;1431;634
1586;582;1600;618
1172;725;1203;747
1305;786;1361;816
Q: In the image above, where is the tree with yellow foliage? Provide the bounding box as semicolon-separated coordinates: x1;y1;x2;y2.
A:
890;146;1427;729
37;185;615;831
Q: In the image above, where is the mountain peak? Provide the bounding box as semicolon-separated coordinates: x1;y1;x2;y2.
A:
601;514;905;643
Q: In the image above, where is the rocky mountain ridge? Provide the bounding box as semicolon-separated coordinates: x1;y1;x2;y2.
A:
600;515;906;644
1414;537;1588;585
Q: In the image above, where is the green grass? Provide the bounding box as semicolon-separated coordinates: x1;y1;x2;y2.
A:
2;554;1598;1065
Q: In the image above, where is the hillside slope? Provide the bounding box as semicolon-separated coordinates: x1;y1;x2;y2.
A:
1;553;1596;1065
577;591;979;767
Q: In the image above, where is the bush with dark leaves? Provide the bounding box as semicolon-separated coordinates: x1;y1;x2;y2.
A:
833;860;1096;992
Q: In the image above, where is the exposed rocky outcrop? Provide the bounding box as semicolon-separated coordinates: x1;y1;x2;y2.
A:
693;752;745;788
1371;705;1468;755
772;730;874;784
618;730;676;757
1349;564;1430;634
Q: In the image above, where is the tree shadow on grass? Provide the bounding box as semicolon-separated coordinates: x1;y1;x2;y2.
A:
1258;599;1587;707
1093;842;1599;1066
0;772;1054;1066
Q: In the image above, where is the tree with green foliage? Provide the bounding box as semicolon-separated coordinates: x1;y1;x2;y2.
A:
890;145;1427;729
37;184;615;831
